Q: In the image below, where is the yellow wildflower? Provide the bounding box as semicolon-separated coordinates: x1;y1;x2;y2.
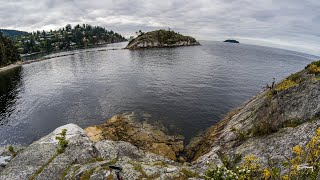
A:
317;127;320;136
245;154;255;162
281;175;289;180
263;169;271;179
292;145;303;155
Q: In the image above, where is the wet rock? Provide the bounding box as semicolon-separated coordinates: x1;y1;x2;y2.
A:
85;112;184;161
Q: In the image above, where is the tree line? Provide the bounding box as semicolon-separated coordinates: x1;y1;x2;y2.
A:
0;32;20;67
13;24;127;54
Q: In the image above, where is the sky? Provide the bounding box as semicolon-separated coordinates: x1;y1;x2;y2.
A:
1;0;319;56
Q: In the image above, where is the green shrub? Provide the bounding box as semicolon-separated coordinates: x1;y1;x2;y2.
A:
306;60;320;75
56;129;69;154
230;127;250;141
205;155;261;179
8;145;16;157
205;128;320;179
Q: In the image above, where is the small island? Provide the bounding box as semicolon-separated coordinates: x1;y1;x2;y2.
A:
223;39;239;43
126;29;200;49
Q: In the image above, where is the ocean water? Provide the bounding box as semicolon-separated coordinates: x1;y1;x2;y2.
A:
0;41;318;145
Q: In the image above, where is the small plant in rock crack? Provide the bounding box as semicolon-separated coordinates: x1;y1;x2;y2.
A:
8;145;17;157
55;129;69;154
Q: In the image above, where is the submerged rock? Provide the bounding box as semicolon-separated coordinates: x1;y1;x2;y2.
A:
85;112;184;161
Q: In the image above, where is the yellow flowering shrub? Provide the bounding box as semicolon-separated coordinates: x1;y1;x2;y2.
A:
275;79;297;92
307;62;320;75
263;169;271;179
276;127;320;179
205;127;320;179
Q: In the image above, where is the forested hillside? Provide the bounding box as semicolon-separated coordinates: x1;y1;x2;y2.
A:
13;24;127;54
0;32;20;67
0;29;29;38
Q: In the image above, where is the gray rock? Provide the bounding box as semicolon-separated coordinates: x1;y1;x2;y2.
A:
189;67;320;174
0;124;97;180
0;156;11;167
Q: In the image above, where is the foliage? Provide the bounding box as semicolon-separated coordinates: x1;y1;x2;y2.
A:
128;29;197;46
230;127;250;141
282;127;320;179
13;24;126;54
251;118;277;137
80;168;95;180
55;128;69;154
282;119;303;128
307;62;320;75
0;29;29;38
29;153;59;180
0;32;21;67
8;145;17;157
275;79;297;92
180;168;199;178
287;71;304;83
218;151;242;170
30;129;70;179
205;155;261;180
205;127;320;179
205;165;238;179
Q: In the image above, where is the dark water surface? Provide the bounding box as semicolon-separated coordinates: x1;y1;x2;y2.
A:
0;41;318;145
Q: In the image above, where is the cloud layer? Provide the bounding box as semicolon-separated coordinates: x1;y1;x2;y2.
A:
1;0;319;55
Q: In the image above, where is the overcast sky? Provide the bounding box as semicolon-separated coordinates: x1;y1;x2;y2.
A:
1;0;319;56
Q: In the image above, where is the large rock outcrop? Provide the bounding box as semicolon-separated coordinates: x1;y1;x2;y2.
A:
125;30;200;49
84;112;185;161
187;60;320;172
0;124;199;179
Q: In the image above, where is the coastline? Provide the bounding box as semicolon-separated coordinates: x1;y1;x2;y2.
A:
0;60;320;179
0;42;127;74
0;62;23;73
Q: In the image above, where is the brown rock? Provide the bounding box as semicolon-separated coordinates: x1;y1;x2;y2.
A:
84;112;184;161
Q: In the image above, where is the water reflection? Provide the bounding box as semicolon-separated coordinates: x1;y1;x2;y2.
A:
0;42;318;145
0;67;22;125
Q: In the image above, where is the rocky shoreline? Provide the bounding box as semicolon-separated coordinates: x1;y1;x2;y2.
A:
0;62;23;73
1;60;320;179
126;30;200;50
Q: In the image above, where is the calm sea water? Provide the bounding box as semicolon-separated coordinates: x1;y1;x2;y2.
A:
0;41;318;145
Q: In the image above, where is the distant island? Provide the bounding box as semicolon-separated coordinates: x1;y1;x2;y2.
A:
126;29;200;49
224;39;239;43
9;24;127;54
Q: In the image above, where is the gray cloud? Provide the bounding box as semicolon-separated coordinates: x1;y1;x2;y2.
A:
0;0;319;56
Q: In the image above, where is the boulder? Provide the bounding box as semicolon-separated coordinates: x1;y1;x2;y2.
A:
0;124;98;180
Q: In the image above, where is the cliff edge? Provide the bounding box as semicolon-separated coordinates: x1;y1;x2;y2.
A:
186;60;320;177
